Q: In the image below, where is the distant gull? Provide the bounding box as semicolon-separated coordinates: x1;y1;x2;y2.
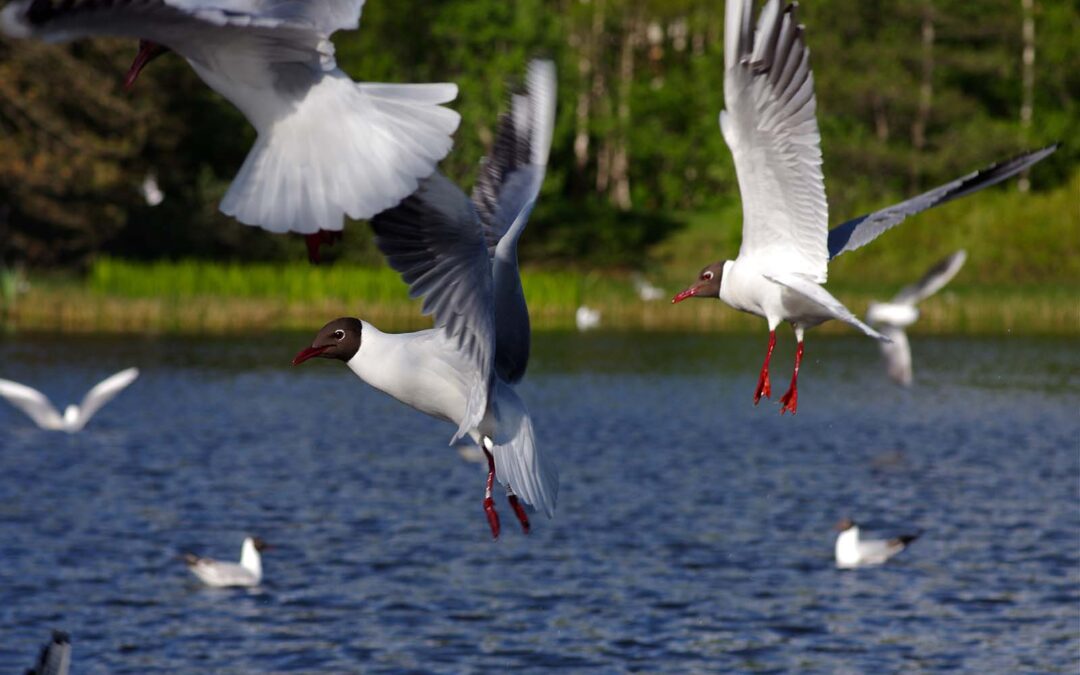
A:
835;518;920;569
24;630;70;675
141;173;164;207
185;536;268;588
0;0;460;262
0;367;138;432
633;275;665;302
671;0;1058;414
293;61;559;540
575;305;602;331
867;250;968;386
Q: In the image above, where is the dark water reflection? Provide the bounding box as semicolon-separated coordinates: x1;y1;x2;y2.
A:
0;332;1077;672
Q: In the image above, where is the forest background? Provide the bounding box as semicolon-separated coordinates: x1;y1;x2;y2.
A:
0;0;1076;333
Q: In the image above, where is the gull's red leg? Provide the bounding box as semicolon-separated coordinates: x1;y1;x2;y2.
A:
304;230;343;264
780;340;804;415
506;487;531;534
754;331;776;404
482;446;500;539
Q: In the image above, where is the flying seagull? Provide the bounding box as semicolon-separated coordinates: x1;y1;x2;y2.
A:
0;368;139;432
293;60;558;539
185;536;268;587
671;0;1057;414
834;518;920;569
867;250;968;386
0;0;460;262
24;631;71;675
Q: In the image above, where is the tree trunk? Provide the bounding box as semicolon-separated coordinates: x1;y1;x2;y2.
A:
610;6;638;211
910;3;935;191
1018;0;1035;192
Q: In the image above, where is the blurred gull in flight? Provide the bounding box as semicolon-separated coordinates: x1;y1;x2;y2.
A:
0;367;138;432
0;0;460;262
672;0;1058;414
867;250;967;386
293;61;559;539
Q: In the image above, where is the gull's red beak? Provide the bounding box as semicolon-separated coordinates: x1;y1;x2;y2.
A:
671;286;699;304
124;40;166;91
292;345;330;366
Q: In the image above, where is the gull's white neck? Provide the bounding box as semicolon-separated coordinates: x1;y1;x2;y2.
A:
240;539;262;579
717;259;738;305
835;526;861;565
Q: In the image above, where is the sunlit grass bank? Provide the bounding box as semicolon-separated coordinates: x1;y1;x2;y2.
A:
5;258;1075;335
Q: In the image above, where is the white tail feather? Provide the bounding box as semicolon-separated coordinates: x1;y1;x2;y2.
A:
220;75;460;234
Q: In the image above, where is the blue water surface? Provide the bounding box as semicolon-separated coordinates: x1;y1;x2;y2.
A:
0;332;1077;673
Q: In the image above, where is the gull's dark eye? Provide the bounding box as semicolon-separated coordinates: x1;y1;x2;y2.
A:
701;270;714;281
333;329;345;340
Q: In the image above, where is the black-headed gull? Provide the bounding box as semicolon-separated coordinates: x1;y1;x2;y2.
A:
0;0;460;261
672;0;1058;414
294;60;558;539
0;367;139;432
185;536;268;587
867;250;967;386
25;631;71;675
834;518;920;569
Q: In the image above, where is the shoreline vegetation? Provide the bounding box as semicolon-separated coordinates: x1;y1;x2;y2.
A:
2;259;1075;335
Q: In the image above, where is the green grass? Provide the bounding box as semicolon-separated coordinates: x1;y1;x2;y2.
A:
9;169;1078;335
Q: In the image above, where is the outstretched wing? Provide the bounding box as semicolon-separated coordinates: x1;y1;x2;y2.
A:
828;144;1059;259
892;250;967;306
471;59;557;383
472;59;557;252
721;0;828;281
73;367;139;431
370;173;495;441
0;379;63;430
0;0;343;90
1;0;363;41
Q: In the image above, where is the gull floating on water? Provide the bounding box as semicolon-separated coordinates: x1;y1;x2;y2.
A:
671;0;1057;414
25;631;71;675
835;518;920;569
0;0;460;262
185;536;268;587
575;305;602;332
293;61;559;540
867;250;968;386
0;367;138;432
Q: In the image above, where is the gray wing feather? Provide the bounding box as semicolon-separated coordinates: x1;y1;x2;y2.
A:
892;250;967;306
828;144;1059;259
26;631;71;675
1;0;361;38
471;59;556;383
370;173;495;441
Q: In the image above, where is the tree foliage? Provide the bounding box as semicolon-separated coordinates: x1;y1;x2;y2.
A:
0;0;1074;268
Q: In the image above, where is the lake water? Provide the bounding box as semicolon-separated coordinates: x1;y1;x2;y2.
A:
0;332;1077;673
